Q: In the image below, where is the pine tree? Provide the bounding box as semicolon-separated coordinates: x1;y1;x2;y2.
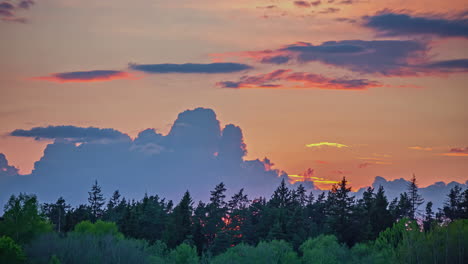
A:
407;174;424;219
88;180;105;222
443;186;463;221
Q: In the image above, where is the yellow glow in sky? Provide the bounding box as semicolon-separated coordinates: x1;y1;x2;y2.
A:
306;142;349;148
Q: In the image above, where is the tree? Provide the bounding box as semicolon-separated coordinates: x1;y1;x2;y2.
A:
168;243;199;264
43;197;70;233
407;174;424;220
423;201;434;232
0;194;52;244
88;180;105;222
443;186;463;221
164;191;193;248
327;177;356;246
205;183;228;246
300;235;348;264
0;235;26;264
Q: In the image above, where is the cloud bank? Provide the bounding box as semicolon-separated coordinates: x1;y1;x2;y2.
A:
2;108;287;205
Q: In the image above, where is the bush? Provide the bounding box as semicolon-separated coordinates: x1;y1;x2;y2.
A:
300;235;348;264
0;235;26;264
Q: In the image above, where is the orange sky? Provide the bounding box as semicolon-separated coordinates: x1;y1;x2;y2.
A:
0;0;467;189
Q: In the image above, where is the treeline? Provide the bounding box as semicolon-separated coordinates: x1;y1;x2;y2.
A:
0;176;467;264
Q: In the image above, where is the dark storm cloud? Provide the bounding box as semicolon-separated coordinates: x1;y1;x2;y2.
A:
10;126;131;142
129;63;252;74
364;11;468;38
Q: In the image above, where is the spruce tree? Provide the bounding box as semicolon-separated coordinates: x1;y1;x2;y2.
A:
88;180;105;222
407;174;424;219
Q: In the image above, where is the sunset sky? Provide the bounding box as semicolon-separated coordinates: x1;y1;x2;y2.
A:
1;0;467;191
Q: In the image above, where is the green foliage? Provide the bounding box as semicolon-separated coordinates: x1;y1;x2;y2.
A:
0;235;26;264
300;235;348;264
211;240;299;264
48;255;61;264
25;232;161;264
73;220;123;239
0;194;52;244
168;243;199;264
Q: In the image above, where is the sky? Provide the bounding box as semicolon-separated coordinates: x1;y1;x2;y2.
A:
1;0;467;199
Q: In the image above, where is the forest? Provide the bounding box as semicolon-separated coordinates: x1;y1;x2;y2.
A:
0;176;467;264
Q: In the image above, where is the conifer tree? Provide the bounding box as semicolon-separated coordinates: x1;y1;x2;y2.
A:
407;174;424;219
88;180;105;222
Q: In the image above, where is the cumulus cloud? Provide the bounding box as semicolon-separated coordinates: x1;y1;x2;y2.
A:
1;108;287;205
363;11;468;39
33;70;134;83
0;0;35;23
129;62;252;74
0;153;18;177
216;69;382;90
10;126;131;143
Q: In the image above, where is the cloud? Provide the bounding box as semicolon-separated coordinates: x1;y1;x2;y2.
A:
218;39;468;77
294;1;311;8
0;0;34;23
1;108;287;205
408;146;433;151
216;69;382;90
319;7;340;14
422;59;468;73
0;153;18;177
33;70;134;83
129;62;252;74
306;142;349;148
310;1;322;7
260;55;291;64
355;176;468;210
363;11;468;38
288;168;340;190
10;126;131;142
441;147;468;157
358;162;371;168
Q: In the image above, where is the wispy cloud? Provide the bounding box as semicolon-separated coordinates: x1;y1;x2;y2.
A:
306;142;349;148
288;168;339;189
33;70;134;83
441;147;468;157
409;146;433;151
10;125;130;142
129;62;252;74
217;69;382;90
